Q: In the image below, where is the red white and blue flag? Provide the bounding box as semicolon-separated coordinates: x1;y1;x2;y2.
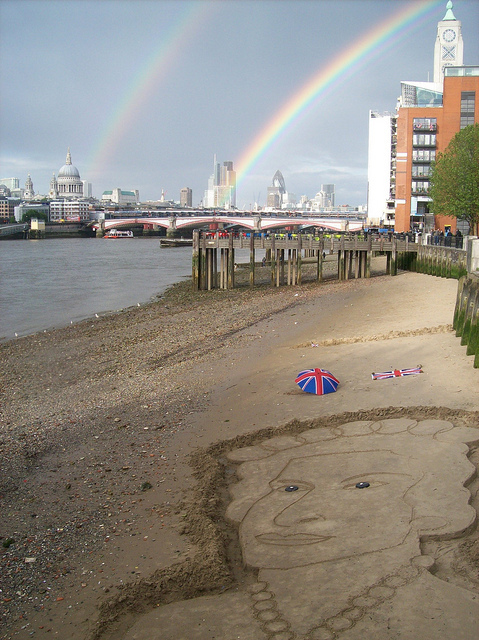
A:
372;366;423;381
295;368;340;395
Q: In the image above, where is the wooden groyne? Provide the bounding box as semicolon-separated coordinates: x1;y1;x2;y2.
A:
414;244;468;279
454;273;479;368
192;231;419;291
191;230;476;290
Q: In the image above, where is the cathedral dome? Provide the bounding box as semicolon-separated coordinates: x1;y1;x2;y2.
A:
58;148;80;178
58;163;80;178
56;148;83;199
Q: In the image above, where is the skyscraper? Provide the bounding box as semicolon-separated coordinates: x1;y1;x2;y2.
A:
319;184;335;208
204;156;236;209
266;170;286;209
180;187;192;207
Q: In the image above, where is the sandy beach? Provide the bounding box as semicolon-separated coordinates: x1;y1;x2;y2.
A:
1;265;478;640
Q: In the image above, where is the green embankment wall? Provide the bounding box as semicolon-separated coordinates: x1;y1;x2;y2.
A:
453;274;479;368
397;245;467;280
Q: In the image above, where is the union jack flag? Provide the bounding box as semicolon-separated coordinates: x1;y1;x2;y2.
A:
295;368;340;395
372;366;423;380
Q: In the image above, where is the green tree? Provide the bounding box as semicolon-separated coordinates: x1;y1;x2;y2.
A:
21;209;48;223
429;123;479;235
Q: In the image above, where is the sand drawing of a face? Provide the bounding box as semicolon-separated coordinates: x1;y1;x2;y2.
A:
226;419;478;571
120;418;479;640
239;452;414;568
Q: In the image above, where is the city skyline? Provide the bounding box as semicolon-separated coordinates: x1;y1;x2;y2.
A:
1;0;478;207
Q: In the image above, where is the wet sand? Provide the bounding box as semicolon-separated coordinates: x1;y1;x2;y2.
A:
1;265;478;640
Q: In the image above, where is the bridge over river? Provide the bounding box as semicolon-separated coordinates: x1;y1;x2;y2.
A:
92;213;364;235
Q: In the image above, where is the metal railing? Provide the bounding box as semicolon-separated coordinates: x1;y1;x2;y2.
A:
426;234;464;249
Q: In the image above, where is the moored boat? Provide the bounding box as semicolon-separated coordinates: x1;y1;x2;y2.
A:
104;229;134;238
159;237;193;247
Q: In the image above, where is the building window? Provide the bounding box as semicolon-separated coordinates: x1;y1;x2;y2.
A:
412;181;429;195
413;133;436;147
460;91;475;128
412;149;436;163
412;165;432;178
413;118;437;132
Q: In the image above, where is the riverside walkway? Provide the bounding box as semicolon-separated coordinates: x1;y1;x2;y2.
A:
0;224;28;238
192;230;469;290
193;231;412;290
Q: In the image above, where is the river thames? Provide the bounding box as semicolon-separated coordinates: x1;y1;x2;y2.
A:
0;238;194;341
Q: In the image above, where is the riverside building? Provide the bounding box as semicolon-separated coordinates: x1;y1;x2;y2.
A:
49;200;90;222
368;1;478;234
100;188;140;205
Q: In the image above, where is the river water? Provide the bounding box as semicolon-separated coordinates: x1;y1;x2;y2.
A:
0;238;194;341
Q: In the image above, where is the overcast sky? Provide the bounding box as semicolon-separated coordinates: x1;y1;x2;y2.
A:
1;0;478;208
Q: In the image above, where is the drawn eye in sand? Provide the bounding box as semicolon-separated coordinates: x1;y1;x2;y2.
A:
341;474;399;491
271;480;314;494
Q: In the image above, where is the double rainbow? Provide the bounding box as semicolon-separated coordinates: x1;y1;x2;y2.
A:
86;0;442;198
233;0;442;193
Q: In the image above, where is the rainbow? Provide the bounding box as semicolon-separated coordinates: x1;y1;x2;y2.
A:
234;0;442;193
86;1;213;178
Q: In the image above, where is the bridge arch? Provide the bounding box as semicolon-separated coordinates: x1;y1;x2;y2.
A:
92;214;363;234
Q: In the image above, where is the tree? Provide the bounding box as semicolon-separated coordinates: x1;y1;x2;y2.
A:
21;209;48;223
429;123;479;235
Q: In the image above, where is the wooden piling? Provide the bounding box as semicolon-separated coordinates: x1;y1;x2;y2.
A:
249;234;255;287
192;230;200;290
270;235;276;286
228;234;235;289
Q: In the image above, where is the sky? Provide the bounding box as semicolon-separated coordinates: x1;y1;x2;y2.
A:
0;0;478;209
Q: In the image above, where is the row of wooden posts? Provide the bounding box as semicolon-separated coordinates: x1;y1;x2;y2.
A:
453;273;479;368
192;230;404;290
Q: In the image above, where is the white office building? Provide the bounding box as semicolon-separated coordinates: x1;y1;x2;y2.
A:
101;188;139;204
49;200;90;222
367;111;396;227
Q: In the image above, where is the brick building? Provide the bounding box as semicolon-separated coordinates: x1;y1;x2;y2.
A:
369;2;478;234
394;67;479;233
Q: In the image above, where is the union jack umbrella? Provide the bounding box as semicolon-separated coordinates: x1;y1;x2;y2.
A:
372;366;423;381
295;368;340;395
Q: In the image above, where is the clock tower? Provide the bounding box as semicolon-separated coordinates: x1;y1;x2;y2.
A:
433;1;464;83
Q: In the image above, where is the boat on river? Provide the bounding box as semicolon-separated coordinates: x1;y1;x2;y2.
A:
104;229;134;239
159;237;193;247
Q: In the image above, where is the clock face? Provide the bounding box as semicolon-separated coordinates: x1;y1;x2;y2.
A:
443;28;456;42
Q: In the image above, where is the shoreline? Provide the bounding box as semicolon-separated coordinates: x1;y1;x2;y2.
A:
0;255;342;345
1;269;478;639
0;275;348;639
